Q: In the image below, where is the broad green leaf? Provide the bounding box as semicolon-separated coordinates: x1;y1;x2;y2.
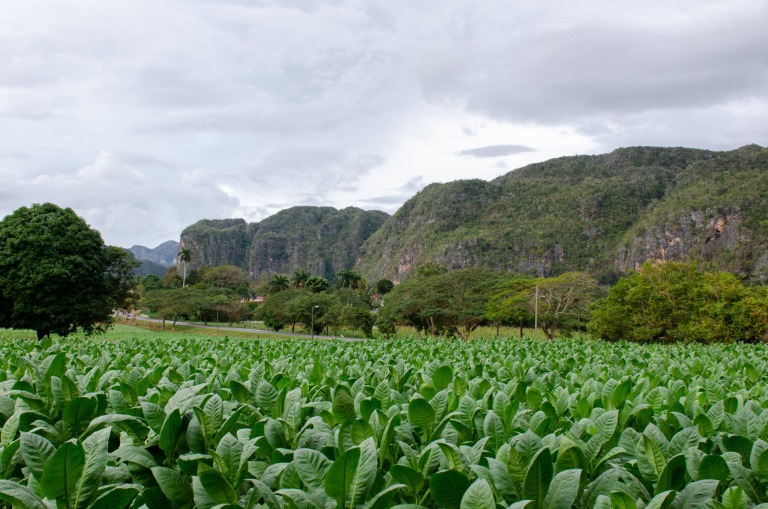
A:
363;484;406;509
74;427;111;509
112;446;157;469
646;490;676;509
655;454;686;495
41;441;86;506
214;433;243;484
698;455;730;482
722;435;752;463
390;464;424;493
275;488;325;509
198;463;237;505
87;485;141;509
671;479;719;509
543;468;582;509
408;398;436;430
667;427;700;457
460;479;495;509
643;435;667;478
438;442;465;470
586;410;618;460
20;432;56;479
523;446;553;509
325;438;377;509
0;479;47;509
141;402;167;433
294;448;333;492
722;486;749;509
429;469;470;509
483;411;505;451
159;408;183;456
555;437;586;473
152;466;194;505
433;366;453;393
610;491;638;509
332;385;357;422
507;502;535;509
752;439;768;481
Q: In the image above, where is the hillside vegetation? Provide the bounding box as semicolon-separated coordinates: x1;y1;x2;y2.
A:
181;207;388;281
358;145;768;283
179;145;768;283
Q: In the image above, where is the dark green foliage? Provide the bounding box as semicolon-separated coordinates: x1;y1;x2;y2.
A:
3;330;768;507
181;207;388;281
375;278;394;295
305;275;329;293
142;287;249;328
379;267;503;339
589;261;768;343
268;274;291;294
0;203;138;339
357;145;768;283
199;264;249;293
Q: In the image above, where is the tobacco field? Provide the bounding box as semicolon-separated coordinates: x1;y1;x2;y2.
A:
2;328;768;509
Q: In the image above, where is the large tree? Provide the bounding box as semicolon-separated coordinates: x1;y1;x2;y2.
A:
0;203;138;339
380;267;500;340
589;261;768;343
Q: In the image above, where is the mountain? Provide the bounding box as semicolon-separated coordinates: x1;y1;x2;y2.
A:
132;259;169;279
180;207;389;281
129;240;180;267
177;145;768;284
356;145;768;283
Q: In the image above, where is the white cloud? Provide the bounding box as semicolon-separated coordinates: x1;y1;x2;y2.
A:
0;0;765;247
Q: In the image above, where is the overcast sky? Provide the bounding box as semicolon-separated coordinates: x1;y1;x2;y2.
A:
1;0;766;248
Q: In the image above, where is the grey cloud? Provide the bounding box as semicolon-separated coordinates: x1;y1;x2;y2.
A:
360;194;409;206
248;148;383;189
398;176;427;193
424;11;768;127
1;1;766;248
458;144;534;158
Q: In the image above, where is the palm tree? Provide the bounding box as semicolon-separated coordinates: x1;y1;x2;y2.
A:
178;247;192;287
269;275;291;294
292;269;311;288
335;269;367;293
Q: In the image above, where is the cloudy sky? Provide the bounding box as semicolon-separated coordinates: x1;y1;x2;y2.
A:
1;1;766;248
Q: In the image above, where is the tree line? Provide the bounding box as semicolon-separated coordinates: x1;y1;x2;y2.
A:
2;203;766;343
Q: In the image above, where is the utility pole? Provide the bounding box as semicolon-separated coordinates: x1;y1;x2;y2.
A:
534;285;539;340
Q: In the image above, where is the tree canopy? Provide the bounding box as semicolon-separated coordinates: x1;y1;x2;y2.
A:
0;203;138;339
589;261;768;343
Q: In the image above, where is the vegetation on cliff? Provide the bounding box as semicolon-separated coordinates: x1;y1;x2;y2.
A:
357;145;768;283
180;207;388;281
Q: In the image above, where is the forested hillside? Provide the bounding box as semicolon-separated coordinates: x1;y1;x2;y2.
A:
179;145;768;283
358;145;768;283
180;207;388;280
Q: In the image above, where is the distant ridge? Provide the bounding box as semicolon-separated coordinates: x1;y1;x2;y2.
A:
177;145;768;284
180;207;388;281
129;240;180;267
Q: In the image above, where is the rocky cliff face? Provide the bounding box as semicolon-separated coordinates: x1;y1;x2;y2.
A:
129;240;180;267
179;145;768;284
356;145;768;283
180;219;248;269
180;207;388;280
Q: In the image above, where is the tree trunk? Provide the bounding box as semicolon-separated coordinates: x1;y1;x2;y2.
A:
519;321;524;339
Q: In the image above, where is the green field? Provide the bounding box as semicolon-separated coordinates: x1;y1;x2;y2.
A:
1;327;768;508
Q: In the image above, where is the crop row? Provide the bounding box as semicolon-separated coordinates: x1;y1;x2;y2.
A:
1;331;768;508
